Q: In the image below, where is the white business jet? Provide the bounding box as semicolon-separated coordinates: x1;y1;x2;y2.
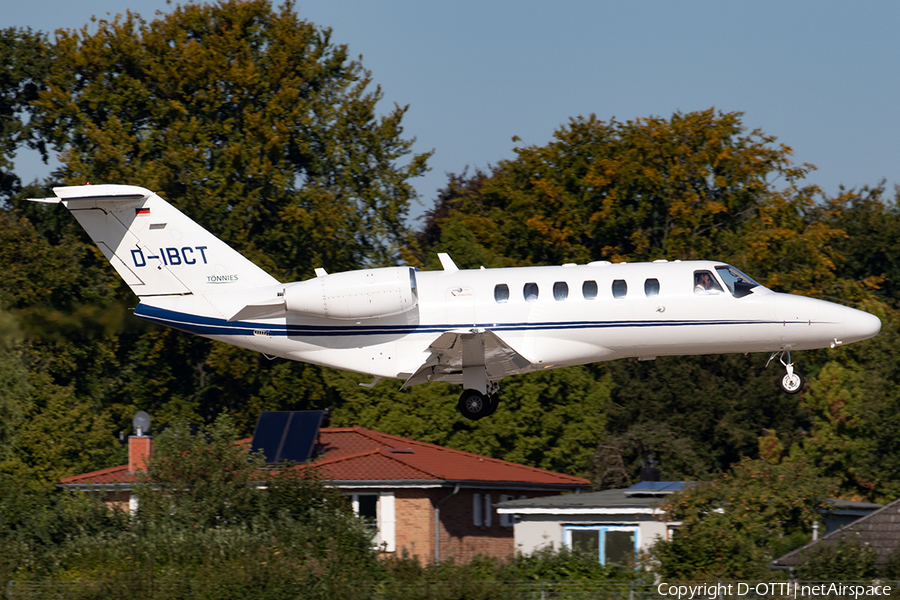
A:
31;185;882;420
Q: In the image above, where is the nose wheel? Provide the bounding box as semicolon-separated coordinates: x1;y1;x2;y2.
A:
768;351;805;394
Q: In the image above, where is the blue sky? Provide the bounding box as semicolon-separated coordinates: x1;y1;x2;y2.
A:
7;1;900;222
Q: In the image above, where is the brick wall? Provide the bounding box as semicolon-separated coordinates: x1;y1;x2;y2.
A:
394;489;436;562
390;488;562;563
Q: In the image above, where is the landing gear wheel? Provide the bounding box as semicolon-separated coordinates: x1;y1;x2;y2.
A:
780;371;804;394
457;389;493;420
768;350;805;395
483;394;500;418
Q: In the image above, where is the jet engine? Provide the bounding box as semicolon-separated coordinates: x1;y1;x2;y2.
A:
283;266;418;320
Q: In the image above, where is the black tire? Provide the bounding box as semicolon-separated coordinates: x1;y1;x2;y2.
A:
482;393;500;417
779;371;804;394
457;389;491;420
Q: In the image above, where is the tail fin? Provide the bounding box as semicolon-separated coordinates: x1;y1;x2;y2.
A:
32;185;279;297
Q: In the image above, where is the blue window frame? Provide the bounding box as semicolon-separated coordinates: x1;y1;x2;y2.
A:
563;525;638;566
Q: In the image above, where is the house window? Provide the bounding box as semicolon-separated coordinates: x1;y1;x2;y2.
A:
494;284;509;303
582;280;598;300
553;282;568;301
563;525;638;566
473;493;493;527
351;492;396;552
500;494;515;527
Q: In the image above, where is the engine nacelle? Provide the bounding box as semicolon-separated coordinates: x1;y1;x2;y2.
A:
283;266;418;320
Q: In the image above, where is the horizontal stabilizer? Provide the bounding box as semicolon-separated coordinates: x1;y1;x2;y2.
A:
228;298;286;322
54;184;151;203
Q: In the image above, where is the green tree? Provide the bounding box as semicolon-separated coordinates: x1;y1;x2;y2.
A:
0;27;49;199
0;0;431;450
420;110;825;267
329;366;610;476
30;0;429;277
793;535;879;580
787;300;900;502
649;440;834;580
827;184;900;304
12;372;123;483
590;354;811;485
0;305;28;463
136;413;266;527
418;110;889;486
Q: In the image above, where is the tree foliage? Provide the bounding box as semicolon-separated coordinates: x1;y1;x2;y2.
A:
0;27;49;199
792;535;880;580
649;440;835;580
330;366;610;476
0;0;431;479
30;0;429;276
419;111;822;269
0;0;898;547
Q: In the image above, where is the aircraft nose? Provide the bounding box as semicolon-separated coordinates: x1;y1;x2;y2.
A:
843;308;881;344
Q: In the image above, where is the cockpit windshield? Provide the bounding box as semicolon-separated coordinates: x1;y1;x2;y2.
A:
715;265;759;298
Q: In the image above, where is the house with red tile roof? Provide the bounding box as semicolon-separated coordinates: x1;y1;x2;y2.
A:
59;426;590;563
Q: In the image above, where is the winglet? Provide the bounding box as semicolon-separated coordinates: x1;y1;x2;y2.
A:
437;253;459;272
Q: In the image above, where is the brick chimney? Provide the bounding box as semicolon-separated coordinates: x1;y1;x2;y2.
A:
128;435;153;474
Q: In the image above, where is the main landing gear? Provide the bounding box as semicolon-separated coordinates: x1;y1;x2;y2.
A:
768;350;804;394
457;383;501;420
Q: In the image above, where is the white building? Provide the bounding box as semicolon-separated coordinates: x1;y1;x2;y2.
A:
496;481;683;565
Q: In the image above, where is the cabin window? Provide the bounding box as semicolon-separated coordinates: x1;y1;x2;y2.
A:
523;282;539;302
494;284;509;303
553;281;568;301
694;270;724;295
644;278;660;297
582;280;598;300
612;279;627;299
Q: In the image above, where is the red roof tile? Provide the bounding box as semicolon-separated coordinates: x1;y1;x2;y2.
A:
60;426;589;489
311;427;589;486
59;464;138;485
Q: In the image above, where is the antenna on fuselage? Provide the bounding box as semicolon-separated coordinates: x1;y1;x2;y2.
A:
437;253;459;272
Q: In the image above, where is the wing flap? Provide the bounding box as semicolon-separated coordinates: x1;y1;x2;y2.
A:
400;329;534;389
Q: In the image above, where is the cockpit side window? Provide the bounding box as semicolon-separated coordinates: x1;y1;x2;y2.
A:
715;265;760;298
694;270;724;295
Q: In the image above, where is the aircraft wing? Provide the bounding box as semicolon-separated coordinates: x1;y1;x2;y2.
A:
400;329;533;389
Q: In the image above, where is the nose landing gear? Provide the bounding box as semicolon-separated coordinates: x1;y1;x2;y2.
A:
768;350;804;394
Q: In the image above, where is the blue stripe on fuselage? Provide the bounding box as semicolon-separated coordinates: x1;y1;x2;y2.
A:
134;303;805;338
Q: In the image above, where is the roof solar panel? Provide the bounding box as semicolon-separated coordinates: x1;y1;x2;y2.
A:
250;411;323;464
